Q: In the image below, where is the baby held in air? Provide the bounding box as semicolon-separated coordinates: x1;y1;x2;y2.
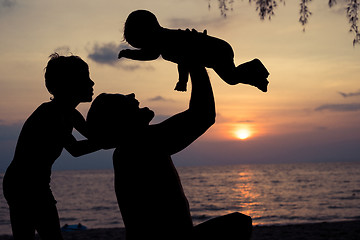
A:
118;10;270;92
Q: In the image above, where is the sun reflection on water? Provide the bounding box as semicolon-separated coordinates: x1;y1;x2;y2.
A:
230;170;265;225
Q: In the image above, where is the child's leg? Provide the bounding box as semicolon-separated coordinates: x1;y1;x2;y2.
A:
35;202;63;240
213;59;269;92
212;61;238;85
236;59;269;79
174;64;189;92
236;59;269;92
191;212;252;240
9;203;37;240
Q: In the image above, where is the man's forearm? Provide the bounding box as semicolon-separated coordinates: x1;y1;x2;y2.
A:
188;67;216;121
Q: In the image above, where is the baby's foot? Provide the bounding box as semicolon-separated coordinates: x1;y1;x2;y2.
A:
249;78;269;92
251;59;269;78
238;59;270;92
174;80;187;92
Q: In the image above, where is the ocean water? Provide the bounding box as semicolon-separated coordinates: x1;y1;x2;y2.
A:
1;161;360;235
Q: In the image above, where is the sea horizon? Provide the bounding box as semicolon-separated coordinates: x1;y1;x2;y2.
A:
1;161;360;235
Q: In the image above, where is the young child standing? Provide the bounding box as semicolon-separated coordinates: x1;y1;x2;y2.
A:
2;53;101;240
118;10;269;92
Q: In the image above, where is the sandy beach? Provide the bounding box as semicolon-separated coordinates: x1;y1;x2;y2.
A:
0;220;359;240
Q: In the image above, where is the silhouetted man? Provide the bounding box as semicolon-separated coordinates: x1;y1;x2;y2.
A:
87;65;252;240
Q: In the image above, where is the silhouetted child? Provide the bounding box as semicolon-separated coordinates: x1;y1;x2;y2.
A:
2;53;101;240
118;9;269;92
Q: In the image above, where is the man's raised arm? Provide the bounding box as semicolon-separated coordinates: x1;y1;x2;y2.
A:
188;66;215;125
149;66;216;155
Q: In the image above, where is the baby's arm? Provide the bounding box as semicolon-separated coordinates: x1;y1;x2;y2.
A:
118;49;160;61
173;28;207;92
175;64;189;91
64;110;102;157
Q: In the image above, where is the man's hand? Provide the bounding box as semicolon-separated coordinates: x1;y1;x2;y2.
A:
184;28;208;35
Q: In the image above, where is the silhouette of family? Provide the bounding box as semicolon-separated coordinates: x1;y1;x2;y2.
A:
3;9;269;240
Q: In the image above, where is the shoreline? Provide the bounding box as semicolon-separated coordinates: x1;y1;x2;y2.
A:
1;220;359;240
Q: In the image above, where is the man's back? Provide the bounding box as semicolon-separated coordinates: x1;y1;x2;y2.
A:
113;141;193;239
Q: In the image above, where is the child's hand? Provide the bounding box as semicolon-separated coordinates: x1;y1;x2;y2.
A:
118;49;131;59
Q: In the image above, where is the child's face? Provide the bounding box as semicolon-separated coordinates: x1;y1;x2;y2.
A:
127;36;150;49
70;67;94;103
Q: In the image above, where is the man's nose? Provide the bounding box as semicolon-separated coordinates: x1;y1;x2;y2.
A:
89;79;95;87
126;93;135;98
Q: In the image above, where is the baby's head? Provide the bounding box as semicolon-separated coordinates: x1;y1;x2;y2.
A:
44;53;94;102
123;10;161;48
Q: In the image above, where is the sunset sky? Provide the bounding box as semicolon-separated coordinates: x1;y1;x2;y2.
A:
0;0;359;171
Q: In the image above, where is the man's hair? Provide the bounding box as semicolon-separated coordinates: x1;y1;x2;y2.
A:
44;53;88;97
86;93;128;146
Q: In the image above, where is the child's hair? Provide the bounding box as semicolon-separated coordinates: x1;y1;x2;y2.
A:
123;10;161;47
44;53;88;97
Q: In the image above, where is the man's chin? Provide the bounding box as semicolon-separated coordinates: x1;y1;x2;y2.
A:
81;95;93;102
146;108;155;123
140;107;154;124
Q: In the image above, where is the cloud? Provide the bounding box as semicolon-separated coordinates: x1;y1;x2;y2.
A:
237;120;255;123
148;96;174;102
315;103;360;112
1;0;16;8
338;90;360;98
87;42;123;66
87;42;155;71
167;18;200;28
315;126;328;131
166;16;227;31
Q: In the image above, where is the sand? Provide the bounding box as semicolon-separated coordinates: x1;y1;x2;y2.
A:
0;220;359;240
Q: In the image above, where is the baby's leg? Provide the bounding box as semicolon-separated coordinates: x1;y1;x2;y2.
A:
236;59;269;92
214;59;269;92
174;64;189;92
213;61;238;85
191;212;252;240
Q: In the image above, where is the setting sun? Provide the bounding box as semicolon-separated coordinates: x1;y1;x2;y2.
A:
234;129;251;140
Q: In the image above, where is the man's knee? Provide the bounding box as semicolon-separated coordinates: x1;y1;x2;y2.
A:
230;212;252;224
223;212;252;240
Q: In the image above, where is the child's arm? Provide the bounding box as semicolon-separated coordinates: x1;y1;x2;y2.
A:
64;135;102;157
174;64;189;91
72;109;88;137
118;49;160;61
64;110;102;157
